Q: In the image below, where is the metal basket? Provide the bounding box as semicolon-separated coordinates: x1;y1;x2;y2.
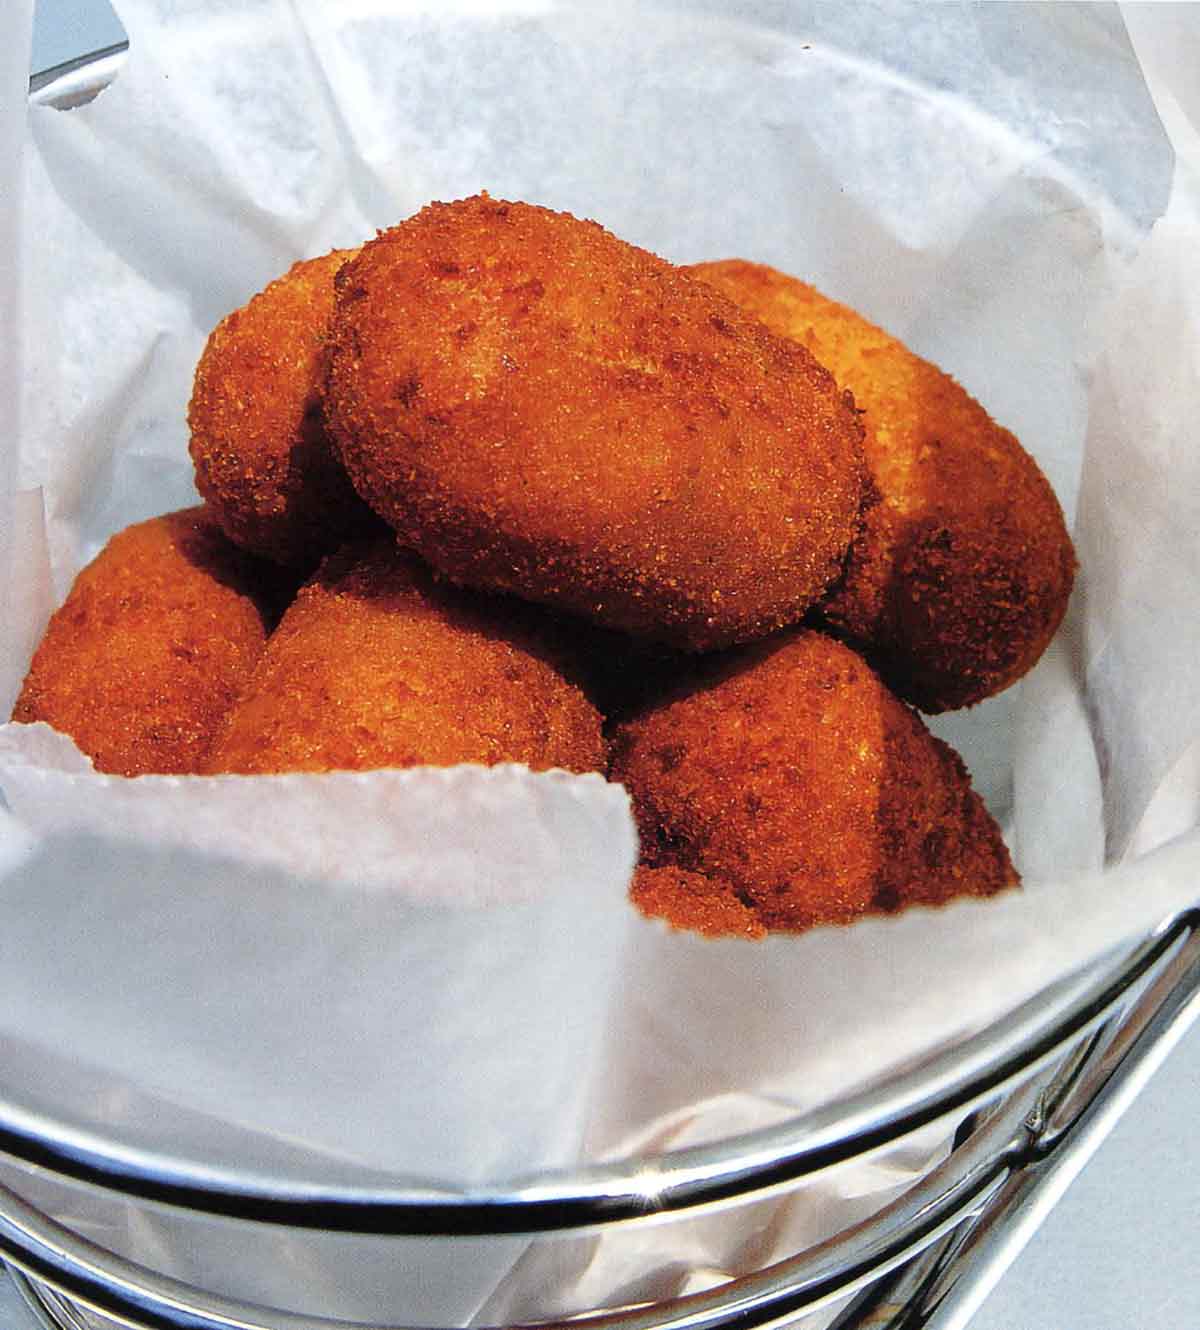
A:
8;42;1200;1330
1;884;1198;1330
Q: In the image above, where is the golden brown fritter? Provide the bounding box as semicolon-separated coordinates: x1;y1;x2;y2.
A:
188;248;379;568
205;538;607;776
11;508;283;776
325;196;866;652
610;629;1017;932
687;260;1076;712
631;865;766;939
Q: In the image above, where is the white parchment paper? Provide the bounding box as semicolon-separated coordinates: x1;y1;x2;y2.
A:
2;1;1199;1322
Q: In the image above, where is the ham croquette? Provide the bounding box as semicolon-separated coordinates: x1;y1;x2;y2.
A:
205;539;607;776
188;248;378;568
325;196;867;652
688;259;1076;712
11;507;282;776
611;629;1018;932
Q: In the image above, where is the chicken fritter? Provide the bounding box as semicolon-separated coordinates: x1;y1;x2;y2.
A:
205;538;607;776
610;628;1018;933
687;260;1076;712
325;196;866;652
11;508;284;776
188;248;379;568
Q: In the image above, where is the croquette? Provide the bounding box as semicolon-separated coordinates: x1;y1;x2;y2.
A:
611;629;1018;932
11;508;283;776
205;537;607;776
687;260;1076;712
325;196;866;652
188;248;379;568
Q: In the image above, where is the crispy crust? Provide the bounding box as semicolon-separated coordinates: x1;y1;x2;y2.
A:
325;196;866;652
206;538;608;776
188;248;379;567
687;260;1076;711
611;629;1018;932
630;864;766;939
11;508;281;775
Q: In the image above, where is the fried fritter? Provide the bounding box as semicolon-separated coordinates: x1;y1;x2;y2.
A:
188;248;379;568
11;508;283;776
687;260;1076;712
325;196;866;652
205;538;607;776
611;629;1018;933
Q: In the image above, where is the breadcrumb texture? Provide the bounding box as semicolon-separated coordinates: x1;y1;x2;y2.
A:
631;864;766;939
206;538;607;776
188;248;379;567
688;260;1076;712
11;507;279;776
326;196;866;652
611;629;1018;933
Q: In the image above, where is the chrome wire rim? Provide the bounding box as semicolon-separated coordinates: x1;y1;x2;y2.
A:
3;914;1198;1330
0;914;1190;1236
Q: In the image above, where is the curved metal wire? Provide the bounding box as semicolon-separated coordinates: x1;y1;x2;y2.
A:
4;915;1199;1330
0;914;1187;1236
27;44;127;108
0;1107;1020;1330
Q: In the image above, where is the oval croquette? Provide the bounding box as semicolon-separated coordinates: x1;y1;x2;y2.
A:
188;248;379;568
11;508;283;775
688;259;1076;712
325;197;867;652
206;538;607;777
611;629;1018;932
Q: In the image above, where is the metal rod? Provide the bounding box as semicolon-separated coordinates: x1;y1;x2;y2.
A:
0;1086;1056;1330
0;1152;1010;1330
1;919;1189;1237
899;925;1200;1329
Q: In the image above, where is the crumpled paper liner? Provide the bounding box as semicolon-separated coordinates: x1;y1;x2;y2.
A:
1;1;1199;1323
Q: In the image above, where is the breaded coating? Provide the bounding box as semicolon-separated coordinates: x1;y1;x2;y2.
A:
206;538;607;776
188;248;379;568
611;629;1017;932
325;196;866;652
631;865;766;939
688;260;1076;712
11;508;282;776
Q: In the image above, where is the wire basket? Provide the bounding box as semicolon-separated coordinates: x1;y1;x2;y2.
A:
8;26;1200;1330
1;882;1197;1329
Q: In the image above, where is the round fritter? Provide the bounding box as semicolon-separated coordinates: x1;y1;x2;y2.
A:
611;629;1018;932
325;195;866;652
188;248;379;568
205;538;607;776
11;508;283;776
687;260;1076;712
